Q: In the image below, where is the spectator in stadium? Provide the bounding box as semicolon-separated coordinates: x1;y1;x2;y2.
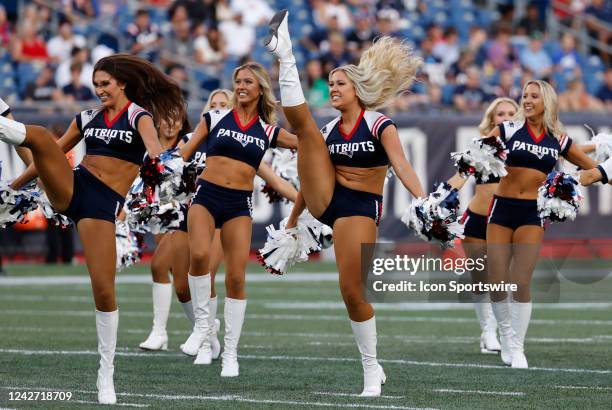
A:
596;67;612;109
179;0;218;28
433;27;461;69
178;62;297;376
558;77;605;112
520;32;553;79
46;20;86;64
61;0;97;34
466;26;489;66
346;12;376;54
305;59;330;109
584;0;612;64
3;54;184;405
486;26;517;71
266;11;424;396
11;22;48;64
453;66;492;112
62;62;95;102
55;47;94;91
319;31;354;77
23;65;62;103
160;16;195;69
126;9;163;62
194;25;226;68
166;63;190;100
0;5;12;49
301;14;341;56
448;49;476;84
516;1;546;37
231;0;275;28
485;80;597;369
492;69;521;100
219;11;255;59
374;8;400;37
551;32;583;78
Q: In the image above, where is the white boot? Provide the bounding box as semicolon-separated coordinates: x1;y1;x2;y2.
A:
181;274;211;360
491;298;513;365
209;296;221;360
473;292;501;354
96;310;118;405
510;301;532;369
180;300;195;325
139;283;171;351
351;317;386;397
264;9;305;107
221;297;247;377
0;115;26;145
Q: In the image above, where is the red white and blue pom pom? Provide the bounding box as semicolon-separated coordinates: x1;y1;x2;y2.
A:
115;220;143;271
140;148;188;204
124;178;184;234
402;182;464;249
537;171;582;223
450;136;508;183
0;181;41;228
36;191;71;228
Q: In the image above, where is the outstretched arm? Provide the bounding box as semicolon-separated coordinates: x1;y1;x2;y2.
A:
180;117;209;160
275;128;298;149
11;120;83;189
138;115;163;158
380;126;425;198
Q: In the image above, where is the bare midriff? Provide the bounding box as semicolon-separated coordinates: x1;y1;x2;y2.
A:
81;155;139;197
334;164;387;195
495;166;547;200
200;156;257;191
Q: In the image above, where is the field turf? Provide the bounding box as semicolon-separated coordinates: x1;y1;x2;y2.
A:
1;262;611;409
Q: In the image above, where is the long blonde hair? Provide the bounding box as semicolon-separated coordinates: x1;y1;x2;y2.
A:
330;36;422;111
478;97;519;135
231;62;277;125
202;89;233;115
514;80;565;138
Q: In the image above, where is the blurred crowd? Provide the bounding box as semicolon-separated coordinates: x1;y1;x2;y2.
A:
0;0;611;114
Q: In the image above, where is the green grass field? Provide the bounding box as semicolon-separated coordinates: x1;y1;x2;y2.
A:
1;262;611;409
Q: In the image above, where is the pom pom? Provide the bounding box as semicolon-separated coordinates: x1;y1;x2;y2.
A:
0;181;41;228
402;182;464;249
261;183;284;203
538;171;582;223
584;125;612;162
450;136;508;183
270;148;299;189
115;220;143;271
124;178;184;234
140;148;188;204
257;225;302;275
36;191;71;228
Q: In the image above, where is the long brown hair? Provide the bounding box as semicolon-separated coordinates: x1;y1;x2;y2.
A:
94;54;187;126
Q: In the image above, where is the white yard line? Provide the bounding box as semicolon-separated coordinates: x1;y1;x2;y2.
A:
554;385;612;391
70;400;149;408
312;392;405;399
1;349;610;374
433;389;525;397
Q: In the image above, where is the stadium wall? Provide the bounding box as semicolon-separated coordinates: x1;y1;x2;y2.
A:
2;112;611;256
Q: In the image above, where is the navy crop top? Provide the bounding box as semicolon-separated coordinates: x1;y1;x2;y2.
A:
321;109;392;168
181;132;208;168
203;109;279;170
0;97;10;117
76;102;151;165
499;120;572;175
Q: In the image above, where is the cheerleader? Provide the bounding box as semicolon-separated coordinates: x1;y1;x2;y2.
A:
448;98;518;354
484;80;597;368
178;66;298;376
266;11;424;396
140;90;297;358
2;55;185;404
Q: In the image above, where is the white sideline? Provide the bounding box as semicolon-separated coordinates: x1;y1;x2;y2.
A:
0;386;434;410
1;349;611;374
313;392;406;399
433;389;525;397
4;309;612;326
554;385;612;391
70;400;149;408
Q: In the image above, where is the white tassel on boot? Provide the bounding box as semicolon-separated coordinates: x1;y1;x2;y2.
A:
491;297;513;365
473;292;501;353
351;316;386;397
209;296;221;360
0;115;26;145
96;309;118;405
510;301;532;369
221;297;247;377
180;300;195;325
139;282;172;350
181;274;211;362
264;10;305;107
